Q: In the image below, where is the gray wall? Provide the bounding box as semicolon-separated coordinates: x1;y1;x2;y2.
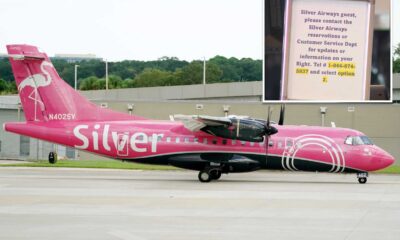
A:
82;81;262;102
0;109;22;159
0;109;74;160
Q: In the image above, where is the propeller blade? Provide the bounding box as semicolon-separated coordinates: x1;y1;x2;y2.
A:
264;106;278;136
278;105;285;125
264;106;276;161
265;135;269;160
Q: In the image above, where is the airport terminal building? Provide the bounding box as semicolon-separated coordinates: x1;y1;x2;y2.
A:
0;81;399;164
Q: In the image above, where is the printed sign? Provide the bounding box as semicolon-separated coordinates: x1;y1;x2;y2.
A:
281;0;374;101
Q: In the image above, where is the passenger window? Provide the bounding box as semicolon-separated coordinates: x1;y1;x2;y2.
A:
194;138;199;143
222;139;227;145
285;139;293;148
232;140;237;145
166;137;171;143
175;138;180;143
184;138;189;143
203;138;208;144
212;139;218;145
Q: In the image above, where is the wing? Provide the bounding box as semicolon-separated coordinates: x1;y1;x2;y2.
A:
172;114;267;142
172;114;232;132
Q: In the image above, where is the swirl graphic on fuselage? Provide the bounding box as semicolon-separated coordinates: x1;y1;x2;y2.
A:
281;134;346;173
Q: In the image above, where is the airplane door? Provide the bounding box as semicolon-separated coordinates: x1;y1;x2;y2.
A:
116;132;129;157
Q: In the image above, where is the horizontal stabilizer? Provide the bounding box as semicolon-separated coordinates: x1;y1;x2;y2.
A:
7;54;45;61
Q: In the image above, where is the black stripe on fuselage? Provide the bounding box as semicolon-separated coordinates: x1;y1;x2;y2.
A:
119;152;362;173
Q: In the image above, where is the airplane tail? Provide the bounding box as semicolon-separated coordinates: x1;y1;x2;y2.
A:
7;44;145;122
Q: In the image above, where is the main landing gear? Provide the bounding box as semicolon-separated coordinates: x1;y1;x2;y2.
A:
198;167;223;183
357;172;368;184
48;152;57;164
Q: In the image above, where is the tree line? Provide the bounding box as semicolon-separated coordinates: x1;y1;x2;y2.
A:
394;43;400;73
0;56;261;94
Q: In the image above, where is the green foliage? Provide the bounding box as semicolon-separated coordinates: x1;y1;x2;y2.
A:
0;55;261;93
394;59;400;74
134;68;176;87
0;58;13;82
0;78;17;95
393;43;400;73
209;56;262;81
377;165;400;174
0;159;177;170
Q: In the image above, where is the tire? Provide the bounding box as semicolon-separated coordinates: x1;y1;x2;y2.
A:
210;171;222;180
198;170;212;183
49;152;57;164
358;177;367;184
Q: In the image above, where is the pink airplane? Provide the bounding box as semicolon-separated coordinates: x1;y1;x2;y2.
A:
3;45;395;183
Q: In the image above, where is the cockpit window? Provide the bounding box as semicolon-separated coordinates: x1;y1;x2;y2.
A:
359;136;373;145
344;136;373;146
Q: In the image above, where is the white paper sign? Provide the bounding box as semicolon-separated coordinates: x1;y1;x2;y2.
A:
282;0;373;101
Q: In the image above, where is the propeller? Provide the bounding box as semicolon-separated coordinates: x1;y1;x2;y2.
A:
264;106;278;136
264;106;278;162
278;104;285;125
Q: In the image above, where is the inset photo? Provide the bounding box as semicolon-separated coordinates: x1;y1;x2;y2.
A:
264;0;391;101
392;0;400;102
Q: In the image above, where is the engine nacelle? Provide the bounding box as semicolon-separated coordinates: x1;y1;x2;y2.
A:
168;154;261;173
202;118;266;142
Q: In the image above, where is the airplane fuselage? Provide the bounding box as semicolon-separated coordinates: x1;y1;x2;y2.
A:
5;120;394;174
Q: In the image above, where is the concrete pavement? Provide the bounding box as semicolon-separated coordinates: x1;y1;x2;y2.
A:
0;167;399;240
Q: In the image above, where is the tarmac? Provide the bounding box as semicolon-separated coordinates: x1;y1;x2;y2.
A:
0;167;399;240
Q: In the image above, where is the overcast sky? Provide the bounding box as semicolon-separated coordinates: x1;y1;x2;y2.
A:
0;0;263;61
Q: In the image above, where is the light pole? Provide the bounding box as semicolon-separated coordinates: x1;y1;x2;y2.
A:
74;64;79;90
105;60;109;91
203;57;206;85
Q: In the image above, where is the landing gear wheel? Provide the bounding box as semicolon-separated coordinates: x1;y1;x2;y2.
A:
198;170;212;183
48;152;57;164
358;177;367;184
210;171;222;180
357;172;368;184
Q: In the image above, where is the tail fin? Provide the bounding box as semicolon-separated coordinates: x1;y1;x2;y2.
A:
7;44;145;122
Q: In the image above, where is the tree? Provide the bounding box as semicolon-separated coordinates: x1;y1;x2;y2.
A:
0;78;17;95
393;43;400;73
175;61;222;85
134;69;176;87
0;55;261;91
0;79;8;92
209;56;240;81
0;59;13;82
79;76;100;90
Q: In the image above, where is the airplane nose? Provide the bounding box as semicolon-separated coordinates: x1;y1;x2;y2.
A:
384;154;395;168
370;147;395;171
378;152;395;169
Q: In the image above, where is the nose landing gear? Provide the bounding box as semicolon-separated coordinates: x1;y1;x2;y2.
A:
357;172;368;184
